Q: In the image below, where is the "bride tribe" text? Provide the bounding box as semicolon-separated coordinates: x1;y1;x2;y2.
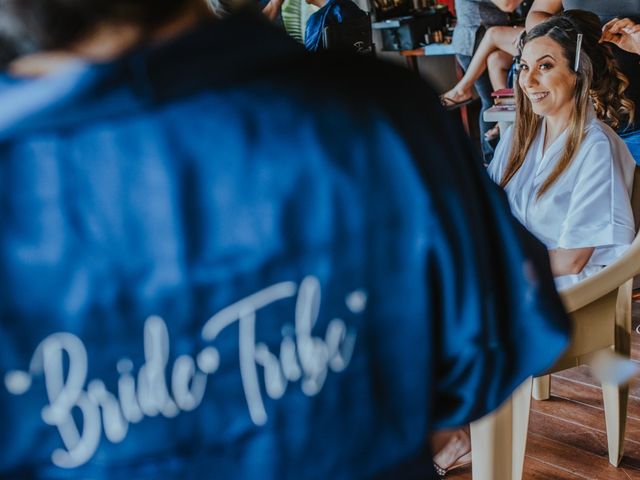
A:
3;276;365;469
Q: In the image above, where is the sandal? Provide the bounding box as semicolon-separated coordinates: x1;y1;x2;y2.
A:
433;451;472;477
432;429;472;477
440;94;475;111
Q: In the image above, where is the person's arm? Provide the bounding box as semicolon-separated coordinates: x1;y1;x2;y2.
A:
602;18;640;55
525;0;562;31
262;0;285;21
550;138;634;280
490;0;522;13
548;247;595;276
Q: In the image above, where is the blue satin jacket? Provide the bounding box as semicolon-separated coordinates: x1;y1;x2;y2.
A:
0;11;570;480
304;0;367;51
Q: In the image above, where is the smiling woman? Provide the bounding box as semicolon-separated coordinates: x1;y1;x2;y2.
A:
518;36;577;130
487;10;637;289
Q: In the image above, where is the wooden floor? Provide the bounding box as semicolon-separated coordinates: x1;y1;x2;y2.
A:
448;298;640;480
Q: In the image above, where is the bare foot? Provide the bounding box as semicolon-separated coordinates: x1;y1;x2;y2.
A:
432;428;471;476
440;87;473;108
484;123;500;141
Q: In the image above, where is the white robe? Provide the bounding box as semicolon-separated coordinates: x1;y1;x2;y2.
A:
488;110;636;289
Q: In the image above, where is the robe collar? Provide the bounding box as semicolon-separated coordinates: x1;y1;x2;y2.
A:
531;104;598;184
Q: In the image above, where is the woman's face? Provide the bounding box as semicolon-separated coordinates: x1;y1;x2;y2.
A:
518;36;577;120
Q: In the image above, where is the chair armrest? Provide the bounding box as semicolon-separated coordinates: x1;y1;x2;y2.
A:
560;236;640;313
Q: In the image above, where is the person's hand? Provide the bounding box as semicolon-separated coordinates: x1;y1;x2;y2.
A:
601;18;640;55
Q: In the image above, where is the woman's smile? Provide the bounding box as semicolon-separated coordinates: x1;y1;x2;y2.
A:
518;36;577;121
527;91;550;102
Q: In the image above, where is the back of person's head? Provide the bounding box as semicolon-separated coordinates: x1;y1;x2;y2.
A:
0;0;195;55
501;9;634;197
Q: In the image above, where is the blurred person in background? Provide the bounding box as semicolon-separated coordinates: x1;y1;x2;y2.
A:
303;0;367;52
441;23;524;142
449;0;527;163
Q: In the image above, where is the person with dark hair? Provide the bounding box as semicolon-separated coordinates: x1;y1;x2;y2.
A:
450;0;527;164
0;0;570;478
303;0;367;52
440;23;524;142
489;10;636;288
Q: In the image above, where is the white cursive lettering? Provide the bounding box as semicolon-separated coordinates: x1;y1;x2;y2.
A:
3;276;364;468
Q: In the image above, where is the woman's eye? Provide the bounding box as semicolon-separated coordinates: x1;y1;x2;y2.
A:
518;64;529;72
539;63;553;70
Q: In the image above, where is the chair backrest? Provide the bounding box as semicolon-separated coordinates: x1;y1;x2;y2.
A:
321;15;374;55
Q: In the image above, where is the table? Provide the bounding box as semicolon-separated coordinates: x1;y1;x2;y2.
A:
400;43;456;71
483;106;515;136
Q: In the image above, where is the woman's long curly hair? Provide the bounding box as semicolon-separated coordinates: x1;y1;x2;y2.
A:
499;10;635;199
565;10;636;130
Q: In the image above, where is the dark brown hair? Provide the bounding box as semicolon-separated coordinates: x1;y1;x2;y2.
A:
0;0;193;55
563;10;635;130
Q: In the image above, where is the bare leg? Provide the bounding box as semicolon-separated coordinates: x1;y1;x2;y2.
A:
484;50;514;140
441;25;523;106
487;49;513;91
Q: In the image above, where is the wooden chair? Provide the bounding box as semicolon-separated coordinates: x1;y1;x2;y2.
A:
469;167;640;480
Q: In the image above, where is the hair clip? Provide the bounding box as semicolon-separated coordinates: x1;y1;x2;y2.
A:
517;29;527;51
574;33;583;71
